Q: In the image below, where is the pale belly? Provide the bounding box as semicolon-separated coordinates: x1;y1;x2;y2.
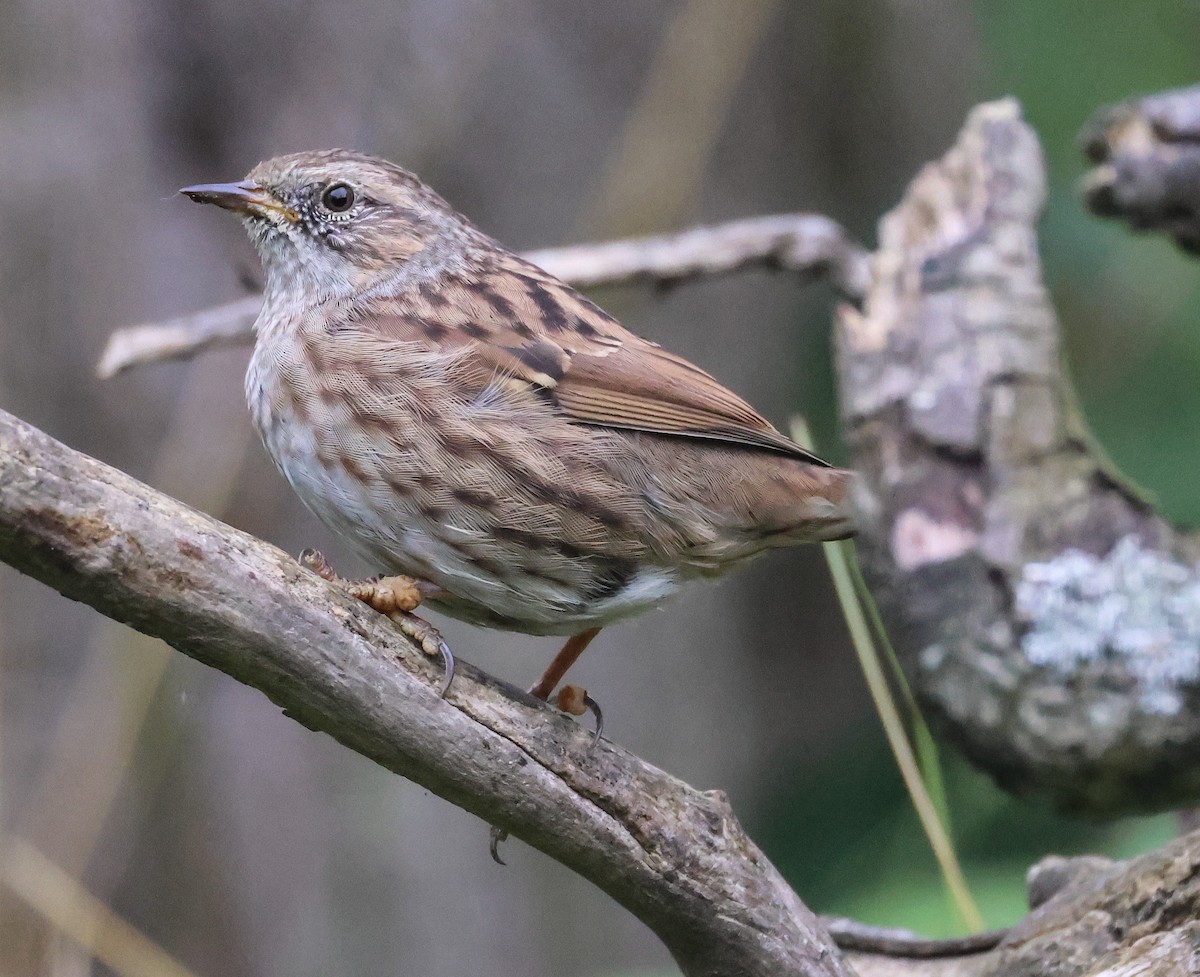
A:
245;341;684;636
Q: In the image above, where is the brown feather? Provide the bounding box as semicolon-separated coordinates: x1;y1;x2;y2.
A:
353;251;832;466
188;148;857;640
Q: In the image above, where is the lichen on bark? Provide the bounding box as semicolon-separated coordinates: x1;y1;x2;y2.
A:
837;99;1200;815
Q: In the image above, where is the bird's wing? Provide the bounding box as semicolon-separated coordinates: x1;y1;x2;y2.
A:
357;252;831;465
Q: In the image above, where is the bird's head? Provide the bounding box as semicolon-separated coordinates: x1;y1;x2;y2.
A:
181;149;469;302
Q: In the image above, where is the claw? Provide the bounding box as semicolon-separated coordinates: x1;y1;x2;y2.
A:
584;693;603;749
554;685;604;748
489;826;508;865
437;640;455;698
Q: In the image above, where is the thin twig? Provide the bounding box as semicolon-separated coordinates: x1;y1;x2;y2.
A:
822;917;1007;959
97;213;869;377
97;296;261;378
527;213;869;293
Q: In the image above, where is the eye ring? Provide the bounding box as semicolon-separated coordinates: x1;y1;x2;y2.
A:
321;182;355;213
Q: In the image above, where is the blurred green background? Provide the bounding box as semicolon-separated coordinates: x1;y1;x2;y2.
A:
0;1;1196;975
983;1;1200;528
755;0;1197;951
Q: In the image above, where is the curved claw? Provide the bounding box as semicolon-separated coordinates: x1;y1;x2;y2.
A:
584;693;604;749
437;640;455;698
554;685;604;749
489;826;508;865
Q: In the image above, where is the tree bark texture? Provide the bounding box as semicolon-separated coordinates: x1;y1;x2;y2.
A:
0;408;851;977
1081;81;1200;254
846;830;1200;977
837;99;1200;815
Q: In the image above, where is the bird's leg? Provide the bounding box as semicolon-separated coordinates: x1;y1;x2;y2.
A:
299;548;455;696
529;627;604;744
528;627;601;700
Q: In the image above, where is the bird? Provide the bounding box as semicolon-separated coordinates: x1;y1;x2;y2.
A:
180;149;856;725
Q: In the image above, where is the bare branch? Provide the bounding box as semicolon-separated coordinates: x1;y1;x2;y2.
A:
97;296;262;378
7;397;1196;977
0;406;851;977
6;387;1198;977
523;213;870;293
836;98;1200;815
97;213;869;377
822;917;1006;959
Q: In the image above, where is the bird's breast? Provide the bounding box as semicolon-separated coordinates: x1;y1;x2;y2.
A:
242;318;681;632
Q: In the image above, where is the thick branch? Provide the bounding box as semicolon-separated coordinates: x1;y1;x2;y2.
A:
986;832;1200;976
97;213;869;377
836;99;1200;815
6;397;1198;974
844;832;1200;977
0;407;850;977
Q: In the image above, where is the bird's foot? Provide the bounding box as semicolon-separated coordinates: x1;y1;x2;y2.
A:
527;628;605;748
551;685;604;748
299;548;454;696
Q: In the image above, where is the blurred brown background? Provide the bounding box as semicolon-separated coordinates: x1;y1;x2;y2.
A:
1;2;1198;975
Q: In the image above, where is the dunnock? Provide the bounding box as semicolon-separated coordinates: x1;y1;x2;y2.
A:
181;150;855;716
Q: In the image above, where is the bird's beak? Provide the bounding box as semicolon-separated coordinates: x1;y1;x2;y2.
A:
179;180;297;221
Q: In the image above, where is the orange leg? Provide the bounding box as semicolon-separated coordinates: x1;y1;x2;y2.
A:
528;627;602;701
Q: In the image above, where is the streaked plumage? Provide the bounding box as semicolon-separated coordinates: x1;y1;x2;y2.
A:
183;149;855;685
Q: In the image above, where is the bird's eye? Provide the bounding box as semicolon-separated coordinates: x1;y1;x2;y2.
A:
321;182;355;213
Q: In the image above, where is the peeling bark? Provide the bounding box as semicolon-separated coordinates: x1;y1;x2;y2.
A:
837;99;1200;815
